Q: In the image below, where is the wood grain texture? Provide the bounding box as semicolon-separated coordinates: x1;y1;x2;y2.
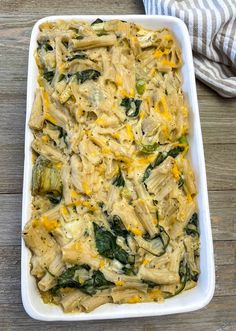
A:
0;0;236;330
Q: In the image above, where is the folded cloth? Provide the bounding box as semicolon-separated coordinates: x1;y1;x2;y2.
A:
143;0;236;97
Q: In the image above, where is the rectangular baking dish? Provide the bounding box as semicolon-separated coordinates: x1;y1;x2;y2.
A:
21;15;215;321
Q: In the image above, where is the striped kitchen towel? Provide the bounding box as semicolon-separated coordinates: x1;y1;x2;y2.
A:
143;0;236;97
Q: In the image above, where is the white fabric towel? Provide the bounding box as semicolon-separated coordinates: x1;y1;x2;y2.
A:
143;0;236;97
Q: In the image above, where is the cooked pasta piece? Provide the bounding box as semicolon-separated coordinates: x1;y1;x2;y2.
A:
29;88;44;130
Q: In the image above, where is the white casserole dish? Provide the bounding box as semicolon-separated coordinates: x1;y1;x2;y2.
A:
21;15;215;321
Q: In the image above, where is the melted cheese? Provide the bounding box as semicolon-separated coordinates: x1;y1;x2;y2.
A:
148;288;163;300
172;162;180;180
82;181;92;195
161;59;178;68
41;135;49;142
155;96;172;121
115;74;123;87
126;124;134;141
41;216;59;231
127;295;141;304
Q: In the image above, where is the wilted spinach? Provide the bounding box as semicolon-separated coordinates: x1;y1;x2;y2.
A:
140;142;159;154
123;265;136;276
66;52;88;61
81;270;113;295
163;258;191;298
109;215;129;238
185;213;199;237
142;225;170;257
178;175;184;188
112;169;125;187
91;18;104;26
120;97;142;117
93;223;132;265
143;146;185;182
43;70;55;83
37;41;53;51
76;69;101;84
46;193;62;205
51;265;113;295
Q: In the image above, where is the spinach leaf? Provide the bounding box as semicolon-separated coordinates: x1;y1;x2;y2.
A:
37;41;53;51
122;265;136;276
143;146;184;182
75;35;84;40
93;223;130;265
58;126;67;141
178;175;184;188
66;52;88;61
123;265;135;276
43;70;54;83
81;270;113;295
174;259;191;295
96;31;108;36
163;258;191;298
109;215;129;238
62;40;69;48
112;169;125;187
120;97;142;117
69;27;79;33
142;225;170;257
167;146;185;158
143;280;156;288
143;164;154;182
91;18;104;26
164;256;199;299
152;151;168;167
47;193;62;205
185;213;199;237
51;264;113;295
44;43;53;51
178;135;188;145
58;74;65;82
93;223;116;259
114;247;130;264
76;69;101;84
140;142;159;154
54;265;84;291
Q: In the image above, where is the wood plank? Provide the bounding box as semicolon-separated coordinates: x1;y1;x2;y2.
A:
205;144;236;191
0;194;22;246
199;96;236;144
209;191;236;241
1;241;235;305
1;296;236;331
0;94;25;194
0;143;24;194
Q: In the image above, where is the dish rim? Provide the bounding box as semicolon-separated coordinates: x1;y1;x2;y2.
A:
21;14;215;321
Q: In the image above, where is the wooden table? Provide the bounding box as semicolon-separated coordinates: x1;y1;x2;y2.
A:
0;1;235;330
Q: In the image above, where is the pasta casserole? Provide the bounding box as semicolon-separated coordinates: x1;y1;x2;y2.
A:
23;18;200;313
